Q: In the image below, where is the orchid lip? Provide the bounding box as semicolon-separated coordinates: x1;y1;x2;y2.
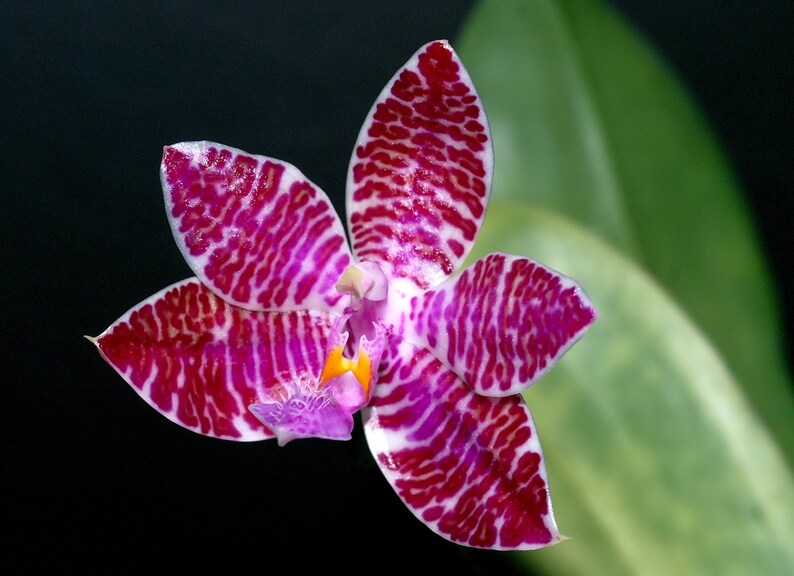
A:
248;381;353;447
320;341;373;396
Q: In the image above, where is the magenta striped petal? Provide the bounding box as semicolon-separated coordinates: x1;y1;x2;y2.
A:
162;141;353;312
409;253;596;397
346;40;493;291
92;278;335;441
363;340;560;550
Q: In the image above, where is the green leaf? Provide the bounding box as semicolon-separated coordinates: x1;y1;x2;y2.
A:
469;202;794;576
456;0;793;460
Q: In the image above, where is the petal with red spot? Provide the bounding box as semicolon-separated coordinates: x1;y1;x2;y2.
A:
93;278;335;441
362;340;561;549
162;141;352;312
409;253;596;396
346;41;493;291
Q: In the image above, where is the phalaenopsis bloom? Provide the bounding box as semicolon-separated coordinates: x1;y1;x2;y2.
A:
91;40;596;550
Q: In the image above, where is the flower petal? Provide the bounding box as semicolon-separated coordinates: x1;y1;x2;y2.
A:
362;340;561;550
408;253;596;397
347;40;493;291
92;278;335;441
162;141;353;312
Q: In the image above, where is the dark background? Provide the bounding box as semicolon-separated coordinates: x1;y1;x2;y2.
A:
3;1;792;572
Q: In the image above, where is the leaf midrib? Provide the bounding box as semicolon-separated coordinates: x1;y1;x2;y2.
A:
537;0;640;258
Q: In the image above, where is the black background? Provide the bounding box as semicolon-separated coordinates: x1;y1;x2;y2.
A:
3;1;792;572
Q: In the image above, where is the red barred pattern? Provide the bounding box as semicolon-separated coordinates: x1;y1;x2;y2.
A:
91;39;598;551
363;340;559;549
347;40;493;290
162;142;352;313
94;278;334;440
409;253;596;397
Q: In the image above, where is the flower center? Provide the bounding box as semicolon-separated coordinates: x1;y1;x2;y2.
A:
248;261;389;445
319;261;389;400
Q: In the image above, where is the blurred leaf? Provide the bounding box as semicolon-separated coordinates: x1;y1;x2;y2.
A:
469;202;794;576
457;0;793;459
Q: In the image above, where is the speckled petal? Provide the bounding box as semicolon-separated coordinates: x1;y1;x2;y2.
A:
162;141;352;312
362;339;561;550
92;278;335;441
408;253;596;397
347;40;493;291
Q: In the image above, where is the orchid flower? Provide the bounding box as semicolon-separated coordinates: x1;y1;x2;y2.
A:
90;40;596;550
